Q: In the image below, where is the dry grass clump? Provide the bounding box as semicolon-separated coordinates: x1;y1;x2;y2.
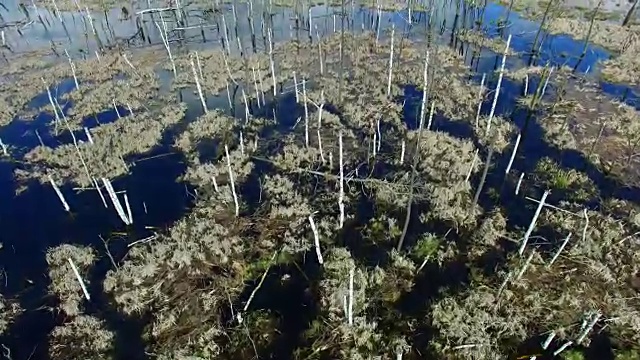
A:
104;192;247;312
457;29;517;55
507;65;573;87
6;5;639;358
427;151;636;356
430;284;526;359
430;75;485;120
468;209;508;259
395;42;478;120
0;50;158;125
46;244;96;316
506;65;549;81
270;140;323;169
496;0;552;19
34;0;121;12
0;294;22;334
171;49;247;96
312;32;474;121
65;74;162;127
169;38;317;99
48;315;114;360
547;17;639;53
267;0;341;5
21;103;186;187
601;39;640;85
0;97;17;127
182;144;254;190
298;247;412;358
261;174;315;253
431;213;639;357
360;0;412;10
260;169;349;257
475;115;517;152
174;109;237;155
314;36;400;107
0;67;64;120
0;49;54;77
72;50;162;86
498;207;640;346
537;83;637;177
275;39;320;80
497;0;618;21
543;14;640;84
2;50;159;122
104;191;247;356
539;110;580;151
591;101;640;179
411;130;480;227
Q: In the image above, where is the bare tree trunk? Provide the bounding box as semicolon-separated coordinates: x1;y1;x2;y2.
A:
580;0;603;60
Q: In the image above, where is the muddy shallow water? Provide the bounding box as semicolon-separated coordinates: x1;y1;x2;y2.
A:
0;0;639;359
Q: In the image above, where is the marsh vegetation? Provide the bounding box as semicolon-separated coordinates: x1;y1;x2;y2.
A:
0;0;639;359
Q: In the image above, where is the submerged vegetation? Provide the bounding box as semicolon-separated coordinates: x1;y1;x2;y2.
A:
0;0;639;359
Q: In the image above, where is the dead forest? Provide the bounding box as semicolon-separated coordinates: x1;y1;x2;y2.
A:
0;0;639;359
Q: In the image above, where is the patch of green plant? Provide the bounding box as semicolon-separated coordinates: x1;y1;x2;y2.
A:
244;250;296;279
562;349;586;360
363;215;402;245
533;157;597;201
616;349;640;360
412;233;442;260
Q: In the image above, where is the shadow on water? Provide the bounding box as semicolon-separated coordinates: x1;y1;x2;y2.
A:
0;100;194;359
233;254;321;359
469;3;639;108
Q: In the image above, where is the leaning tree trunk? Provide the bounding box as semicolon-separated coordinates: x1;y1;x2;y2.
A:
623;0;638;26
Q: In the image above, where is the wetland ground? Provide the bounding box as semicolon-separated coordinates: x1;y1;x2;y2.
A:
0;0;640;359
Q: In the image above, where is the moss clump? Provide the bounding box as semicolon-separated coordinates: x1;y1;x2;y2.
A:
48;315;114;360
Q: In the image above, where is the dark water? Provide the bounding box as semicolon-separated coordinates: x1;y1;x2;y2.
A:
0;0;637;359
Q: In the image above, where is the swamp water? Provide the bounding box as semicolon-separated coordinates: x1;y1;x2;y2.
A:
0;0;639;359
